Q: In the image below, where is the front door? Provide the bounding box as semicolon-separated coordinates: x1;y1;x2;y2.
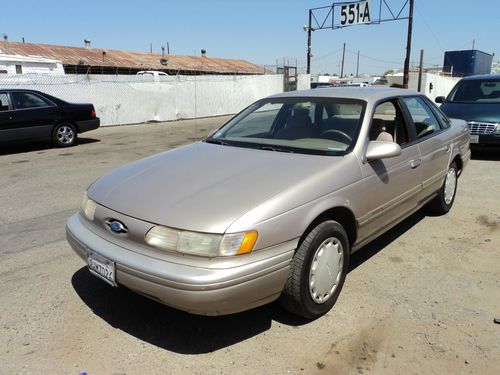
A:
10;91;58;142
357;98;423;244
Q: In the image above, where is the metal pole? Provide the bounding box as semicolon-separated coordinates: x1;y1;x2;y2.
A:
340;43;346;78
417;49;424;92
403;0;414;88
356;50;360;77
306;9;312;74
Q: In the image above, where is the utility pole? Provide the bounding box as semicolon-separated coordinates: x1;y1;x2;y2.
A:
356;50;360;77
306;9;313;74
472;39;475;50
417;49;424;92
340;42;346;78
403;0;414;89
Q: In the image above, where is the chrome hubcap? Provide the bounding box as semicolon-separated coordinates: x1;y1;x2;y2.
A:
57;126;74;144
309;237;344;304
444;168;457;205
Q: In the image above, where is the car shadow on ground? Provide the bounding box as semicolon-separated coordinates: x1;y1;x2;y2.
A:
0;137;100;156
71;209;426;354
470;147;500;161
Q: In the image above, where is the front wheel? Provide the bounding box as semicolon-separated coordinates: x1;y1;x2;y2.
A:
53;123;77;147
280;220;350;319
427;162;458;215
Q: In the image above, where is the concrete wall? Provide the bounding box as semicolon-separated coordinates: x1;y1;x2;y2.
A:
297;74;311;90
0;73;285;126
408;72;460;101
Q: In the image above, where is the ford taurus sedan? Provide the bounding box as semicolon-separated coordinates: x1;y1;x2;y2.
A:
66;87;470;319
0;89;99;147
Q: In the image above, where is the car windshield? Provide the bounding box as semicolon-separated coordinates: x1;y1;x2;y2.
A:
447;79;500;104
206;97;365;156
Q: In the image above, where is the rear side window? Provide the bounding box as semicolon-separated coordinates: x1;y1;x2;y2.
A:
424;97;451;129
0;93;11;111
402;96;441;139
12;92;51;109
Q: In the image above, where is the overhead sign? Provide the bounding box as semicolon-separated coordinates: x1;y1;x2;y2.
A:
339;0;372;27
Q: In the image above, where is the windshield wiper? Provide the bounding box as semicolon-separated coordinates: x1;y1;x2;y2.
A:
205;138;230;146
259;146;294;153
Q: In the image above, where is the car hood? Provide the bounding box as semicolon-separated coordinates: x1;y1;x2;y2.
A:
88;142;356;233
440;102;500;123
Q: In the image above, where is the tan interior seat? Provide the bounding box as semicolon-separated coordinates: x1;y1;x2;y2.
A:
370;118;393;142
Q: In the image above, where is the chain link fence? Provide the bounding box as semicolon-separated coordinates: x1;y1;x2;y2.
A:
0;74;293;126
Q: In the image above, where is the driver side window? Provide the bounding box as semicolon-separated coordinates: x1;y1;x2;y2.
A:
370;100;409;145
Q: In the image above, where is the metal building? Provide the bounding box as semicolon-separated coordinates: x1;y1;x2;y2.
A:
0;40;266;75
443;50;493;77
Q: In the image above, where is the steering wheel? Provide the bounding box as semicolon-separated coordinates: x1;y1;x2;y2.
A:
320;129;352;144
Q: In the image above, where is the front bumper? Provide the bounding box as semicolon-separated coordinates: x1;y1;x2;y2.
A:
76;118;100;133
470;133;500;147
66;213;295;315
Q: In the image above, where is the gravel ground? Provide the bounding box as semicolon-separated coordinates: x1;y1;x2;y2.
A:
0;117;499;375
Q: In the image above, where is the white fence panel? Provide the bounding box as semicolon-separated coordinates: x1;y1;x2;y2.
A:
0;74;284;126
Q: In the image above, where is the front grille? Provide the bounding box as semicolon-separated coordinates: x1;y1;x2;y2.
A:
467;121;497;135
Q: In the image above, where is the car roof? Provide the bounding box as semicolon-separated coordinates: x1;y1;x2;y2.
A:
461;74;500;81
268;87;420;102
0;88;44;93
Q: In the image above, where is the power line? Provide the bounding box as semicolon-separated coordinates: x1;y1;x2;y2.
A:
345;48;402;65
312;47;343;62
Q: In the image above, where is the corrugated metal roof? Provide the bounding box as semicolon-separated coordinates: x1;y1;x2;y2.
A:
1;42;265;74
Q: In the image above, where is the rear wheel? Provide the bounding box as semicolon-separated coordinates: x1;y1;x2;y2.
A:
53;123;77;147
427;162;458;215
280;220;350;319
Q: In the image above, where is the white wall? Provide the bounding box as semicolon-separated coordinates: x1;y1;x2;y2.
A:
408;72;460;101
0;74;284;126
297;74;311;90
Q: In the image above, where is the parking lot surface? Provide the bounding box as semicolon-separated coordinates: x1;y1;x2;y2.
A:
1;117;499;374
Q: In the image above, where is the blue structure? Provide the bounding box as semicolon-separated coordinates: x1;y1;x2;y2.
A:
443;50;493;77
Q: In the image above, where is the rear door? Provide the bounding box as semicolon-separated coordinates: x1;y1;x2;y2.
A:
10;91;58;142
0;92;18;142
400;96;452;201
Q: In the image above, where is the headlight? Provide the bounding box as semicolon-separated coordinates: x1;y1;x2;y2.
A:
495;124;500;134
145;225;258;257
81;191;97;221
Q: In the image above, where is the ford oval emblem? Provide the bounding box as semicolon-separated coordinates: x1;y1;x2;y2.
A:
106;219;128;234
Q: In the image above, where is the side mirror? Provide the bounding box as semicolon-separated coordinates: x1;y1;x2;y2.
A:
435;96;446;104
365;141;402;161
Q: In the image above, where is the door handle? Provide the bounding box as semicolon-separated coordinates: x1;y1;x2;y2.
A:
0;116;13;120
410;159;421;169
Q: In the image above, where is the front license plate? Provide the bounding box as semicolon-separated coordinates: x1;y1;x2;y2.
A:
87;250;116;287
469;134;479;144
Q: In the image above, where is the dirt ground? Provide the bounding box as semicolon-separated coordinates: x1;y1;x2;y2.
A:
0;117;499;375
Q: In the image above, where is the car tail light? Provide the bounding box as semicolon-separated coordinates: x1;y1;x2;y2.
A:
90;108;96;118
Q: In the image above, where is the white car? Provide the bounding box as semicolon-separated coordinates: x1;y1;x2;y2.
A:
136;71;168;78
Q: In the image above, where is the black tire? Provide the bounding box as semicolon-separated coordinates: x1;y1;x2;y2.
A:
427;162;458;215
280;220;350;319
52;123;77;147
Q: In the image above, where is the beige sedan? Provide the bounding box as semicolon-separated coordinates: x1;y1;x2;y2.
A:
67;87;470;318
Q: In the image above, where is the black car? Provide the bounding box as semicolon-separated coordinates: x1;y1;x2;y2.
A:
0;89;100;147
436;75;500;147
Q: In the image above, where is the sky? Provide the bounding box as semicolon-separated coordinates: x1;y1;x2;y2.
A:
0;0;498;76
